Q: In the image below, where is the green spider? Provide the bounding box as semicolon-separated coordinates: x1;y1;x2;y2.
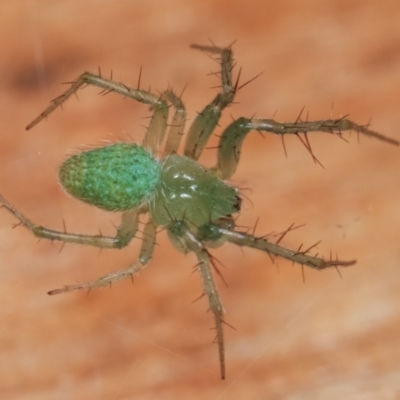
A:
1;44;398;379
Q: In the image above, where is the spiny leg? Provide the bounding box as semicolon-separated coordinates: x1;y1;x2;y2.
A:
48;218;157;295
195;248;226;380
169;220;226;379
219;225;356;270
184;44;236;160
162;89;187;156
214;116;400;179
0;194;139;249
26;71;169;154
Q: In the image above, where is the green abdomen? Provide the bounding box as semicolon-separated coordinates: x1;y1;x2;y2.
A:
59;143;161;211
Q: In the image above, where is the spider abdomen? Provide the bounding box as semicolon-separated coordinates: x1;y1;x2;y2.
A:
150;154;240;227
59;143;161;211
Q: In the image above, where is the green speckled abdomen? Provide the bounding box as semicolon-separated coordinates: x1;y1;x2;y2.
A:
59;143;161;211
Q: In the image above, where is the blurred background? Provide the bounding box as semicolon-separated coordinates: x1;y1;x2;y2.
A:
0;1;400;399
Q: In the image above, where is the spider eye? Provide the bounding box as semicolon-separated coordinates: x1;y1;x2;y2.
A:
233;195;241;212
59;143;161;211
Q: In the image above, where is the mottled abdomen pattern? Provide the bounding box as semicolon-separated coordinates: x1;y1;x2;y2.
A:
59;143;161;211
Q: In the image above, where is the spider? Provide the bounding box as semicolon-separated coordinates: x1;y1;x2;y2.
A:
1;44;398;379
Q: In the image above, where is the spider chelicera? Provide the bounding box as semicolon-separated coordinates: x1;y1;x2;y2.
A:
1;44;398;379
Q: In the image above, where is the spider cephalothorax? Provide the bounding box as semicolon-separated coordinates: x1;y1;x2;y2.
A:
1;44;397;379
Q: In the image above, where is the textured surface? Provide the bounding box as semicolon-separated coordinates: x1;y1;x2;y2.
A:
59;143;160;211
0;1;400;399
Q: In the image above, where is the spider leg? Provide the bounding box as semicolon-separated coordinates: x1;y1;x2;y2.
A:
184;44;236;160
169;220;226;379
218;226;356;269
214;116;399;179
48;218;157;294
162;89;187;156
26;71;169;154
0;194;139;249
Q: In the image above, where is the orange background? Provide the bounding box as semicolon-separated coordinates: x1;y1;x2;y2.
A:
1;1;400;399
